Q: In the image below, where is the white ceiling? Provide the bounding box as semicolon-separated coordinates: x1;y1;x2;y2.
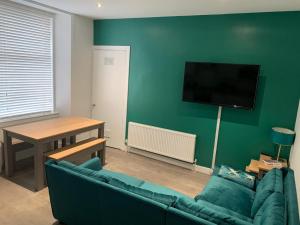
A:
32;0;300;19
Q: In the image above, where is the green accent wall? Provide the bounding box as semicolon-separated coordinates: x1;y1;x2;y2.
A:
94;12;300;169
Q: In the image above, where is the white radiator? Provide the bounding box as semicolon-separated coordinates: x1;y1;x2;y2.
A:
128;122;196;163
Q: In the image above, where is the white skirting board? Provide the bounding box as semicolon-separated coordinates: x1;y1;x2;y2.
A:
128;146;213;175
194;165;213;175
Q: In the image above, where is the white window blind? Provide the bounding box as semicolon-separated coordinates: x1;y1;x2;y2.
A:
0;0;54;120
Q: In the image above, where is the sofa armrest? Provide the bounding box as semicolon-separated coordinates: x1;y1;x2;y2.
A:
78;157;102;171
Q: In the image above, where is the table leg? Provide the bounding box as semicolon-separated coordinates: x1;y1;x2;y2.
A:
97;125;105;164
62;138;67;147
34;143;47;191
70;135;76;145
54;141;59;150
98;124;104;138
3;131;13;177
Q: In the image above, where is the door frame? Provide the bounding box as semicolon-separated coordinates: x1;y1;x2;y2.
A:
92;45;130;151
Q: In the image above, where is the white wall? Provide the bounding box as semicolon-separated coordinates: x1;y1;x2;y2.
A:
70;15;93;141
290;100;300;214
55;12;72;116
55;14;93;118
71;15;93;118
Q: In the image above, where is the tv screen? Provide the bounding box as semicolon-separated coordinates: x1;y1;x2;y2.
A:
182;62;260;109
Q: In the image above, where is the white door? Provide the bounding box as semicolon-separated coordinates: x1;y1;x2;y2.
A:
92;46;130;150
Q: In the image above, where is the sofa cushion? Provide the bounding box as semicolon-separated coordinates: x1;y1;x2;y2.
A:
97;169;144;187
283;169;300;225
140;182;193;201
217;165;255;189
78;157;102;171
251;168;283;217
195;175;255;218
197;199;253;223
175;197;252;225
109;178;177;206
57;160;108;182
253;192;285;225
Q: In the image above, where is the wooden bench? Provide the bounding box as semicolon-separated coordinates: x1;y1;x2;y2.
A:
0;142;4;173
1;137;74;173
46;138;106;166
1;139;34;172
1;137;69;173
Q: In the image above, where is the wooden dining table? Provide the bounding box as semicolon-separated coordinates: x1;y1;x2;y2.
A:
3;116;104;191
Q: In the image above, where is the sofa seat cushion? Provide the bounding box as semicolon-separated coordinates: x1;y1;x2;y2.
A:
195;175;255;218
109;178;177;206
174;197;253;225
97;169;145;187
253;192;285;225
251;168;283;217
197;199;253;223
57;160;108;182
140;182;194;201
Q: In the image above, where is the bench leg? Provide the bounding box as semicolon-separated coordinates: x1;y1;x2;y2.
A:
4;131;14;177
97;144;106;166
98;126;104;138
34;143;48;191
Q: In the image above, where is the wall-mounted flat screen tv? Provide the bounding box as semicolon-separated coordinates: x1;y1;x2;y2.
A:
182;62;260;110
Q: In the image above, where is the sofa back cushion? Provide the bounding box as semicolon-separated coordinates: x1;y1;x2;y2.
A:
195;175;255;218
251;168;283;217
253;192;285;225
78;157;102;171
57;160;108;182
174;197;252;225
140;182;194;202
109;178;177;206
97;169;145;187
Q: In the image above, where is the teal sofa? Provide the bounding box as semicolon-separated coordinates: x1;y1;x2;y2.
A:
45;158;299;225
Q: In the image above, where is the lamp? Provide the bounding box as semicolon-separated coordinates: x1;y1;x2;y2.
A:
271;127;296;161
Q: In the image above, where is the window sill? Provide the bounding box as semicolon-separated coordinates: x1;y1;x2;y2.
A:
0;112;59;128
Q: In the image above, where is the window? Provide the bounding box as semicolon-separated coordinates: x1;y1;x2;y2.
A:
0;1;54;120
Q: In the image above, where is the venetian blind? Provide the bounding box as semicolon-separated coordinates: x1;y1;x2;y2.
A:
0;0;54;119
